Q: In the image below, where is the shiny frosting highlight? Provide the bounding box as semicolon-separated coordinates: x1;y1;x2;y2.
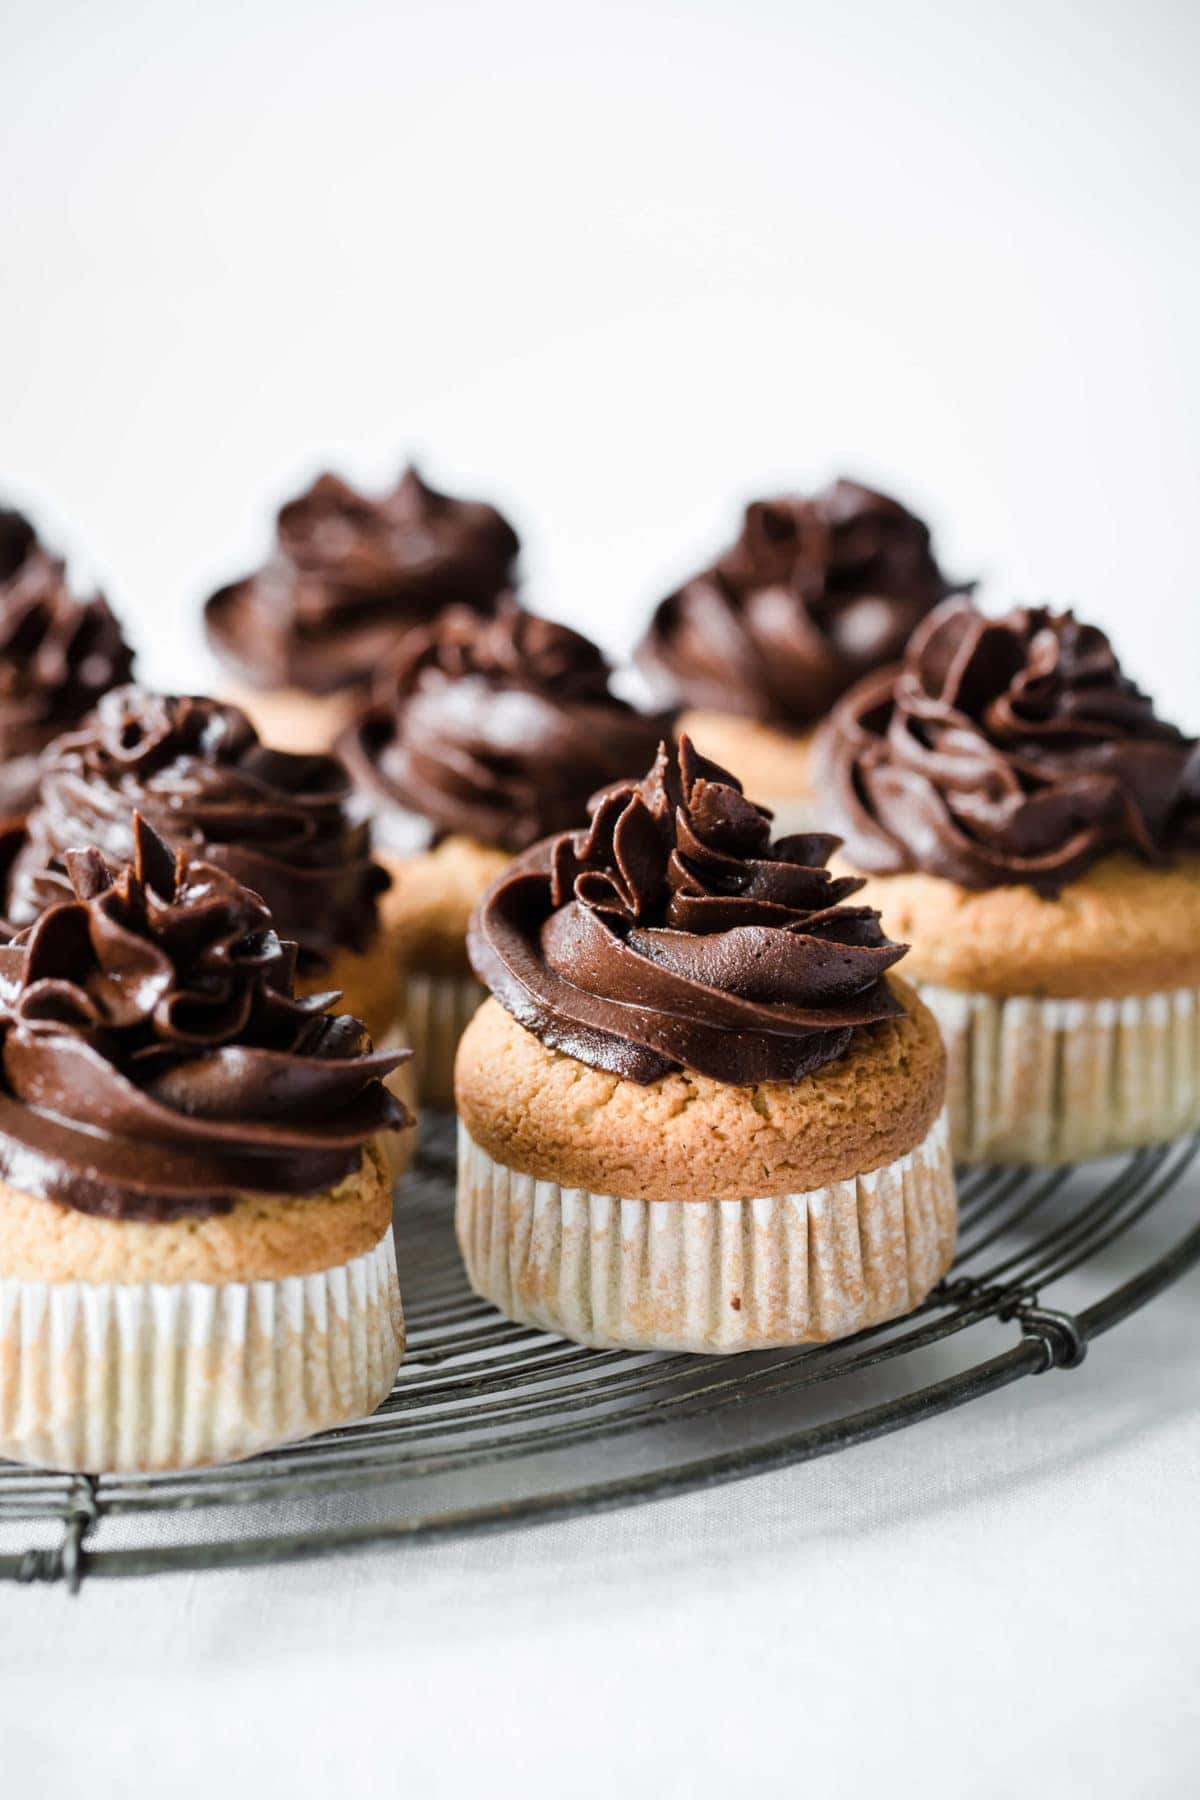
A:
813;599;1200;893
342;601;671;853
469;736;906;1084
7;687;388;969
0;505;135;817
637;478;967;728
204;465;519;693
0;818;409;1220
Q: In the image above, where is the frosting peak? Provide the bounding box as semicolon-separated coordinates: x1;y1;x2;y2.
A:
813;599;1200;893
0;505;135;817
7;686;387;968
637;478;967;728
341;601;670;853
205;463;519;694
0;817;409;1219
469;736;906;1084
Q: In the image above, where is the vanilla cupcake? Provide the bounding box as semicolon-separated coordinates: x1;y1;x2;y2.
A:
636;480;968;830
813;599;1200;1164
0;818;411;1472
6;687;416;1165
341;600;670;1106
204;465;519;752
0;504;135;821
455;738;955;1353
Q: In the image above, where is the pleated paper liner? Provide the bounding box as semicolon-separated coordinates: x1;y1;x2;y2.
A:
0;1230;404;1474
918;983;1200;1164
406;971;486;1108
457;1110;956;1353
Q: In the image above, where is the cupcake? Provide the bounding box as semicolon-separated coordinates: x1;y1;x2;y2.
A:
813;599;1200;1164
204;465;519;752
0;504;134;822
636;479;968;831
341;599;670;1106
5;687;415;1164
0;817;411;1472
455;737;955;1353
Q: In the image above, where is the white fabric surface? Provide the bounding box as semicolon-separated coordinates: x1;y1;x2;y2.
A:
3;1219;1197;1799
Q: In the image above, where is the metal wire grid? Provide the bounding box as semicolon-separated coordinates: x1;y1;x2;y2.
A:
2;1119;1198;1588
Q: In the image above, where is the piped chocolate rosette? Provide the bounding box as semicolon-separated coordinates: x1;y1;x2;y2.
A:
7;687;387;977
814;598;1200;896
205;465;519;695
0;817;409;1221
342;600;672;853
637;479;968;727
0;505;134;818
468;735;907;1086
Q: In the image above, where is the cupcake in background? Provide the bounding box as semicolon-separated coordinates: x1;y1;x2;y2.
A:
6;686;415;1165
636;478;968;830
204;464;519;753
0;503;135;821
341;599;671;1105
813;598;1200;1163
0;818;411;1472
457;736;955;1352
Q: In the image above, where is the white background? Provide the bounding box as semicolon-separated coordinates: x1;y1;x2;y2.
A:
3;4;1199;1796
3;0;1198;722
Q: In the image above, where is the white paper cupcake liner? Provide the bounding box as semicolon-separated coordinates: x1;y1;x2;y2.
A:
916;982;1200;1164
456;1111;956;1352
0;1230;404;1473
407;971;487;1108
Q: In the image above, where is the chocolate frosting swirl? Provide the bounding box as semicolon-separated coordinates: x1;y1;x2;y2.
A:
0;817;409;1220
341;601;671;853
637;479;968;728
205;465;519;694
813;599;1200;894
0;505;135;817
7;687;387;969
468;736;906;1084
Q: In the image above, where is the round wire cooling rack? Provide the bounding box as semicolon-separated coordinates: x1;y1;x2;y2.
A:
2;1116;1199;1590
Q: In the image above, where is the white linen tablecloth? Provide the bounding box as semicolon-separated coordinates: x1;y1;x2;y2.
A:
3;1184;1197;1800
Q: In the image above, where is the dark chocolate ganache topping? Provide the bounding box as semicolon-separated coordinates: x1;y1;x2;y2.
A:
7;687;388;969
0;817;409;1220
637;478;968;729
468;735;906;1084
813;599;1200;894
341;601;671;853
0;505;135;817
205;465;519;694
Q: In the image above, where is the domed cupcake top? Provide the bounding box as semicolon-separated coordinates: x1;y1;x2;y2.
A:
0;817;408;1220
469;735;906;1084
814;598;1200;894
637;478;967;728
0;505;135;815
204;464;519;694
7;687;388;968
341;600;671;854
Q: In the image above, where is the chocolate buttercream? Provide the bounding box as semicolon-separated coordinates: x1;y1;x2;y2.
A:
637;479;968;728
0;817;408;1220
341;601;671;853
468;736;906;1084
7;687;387;967
205;465;519;694
0;505;135;817
813;599;1200;894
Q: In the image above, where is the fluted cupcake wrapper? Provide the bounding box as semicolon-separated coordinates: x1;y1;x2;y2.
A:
917;982;1200;1165
0;1231;404;1474
406;971;487;1109
456;1112;956;1353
